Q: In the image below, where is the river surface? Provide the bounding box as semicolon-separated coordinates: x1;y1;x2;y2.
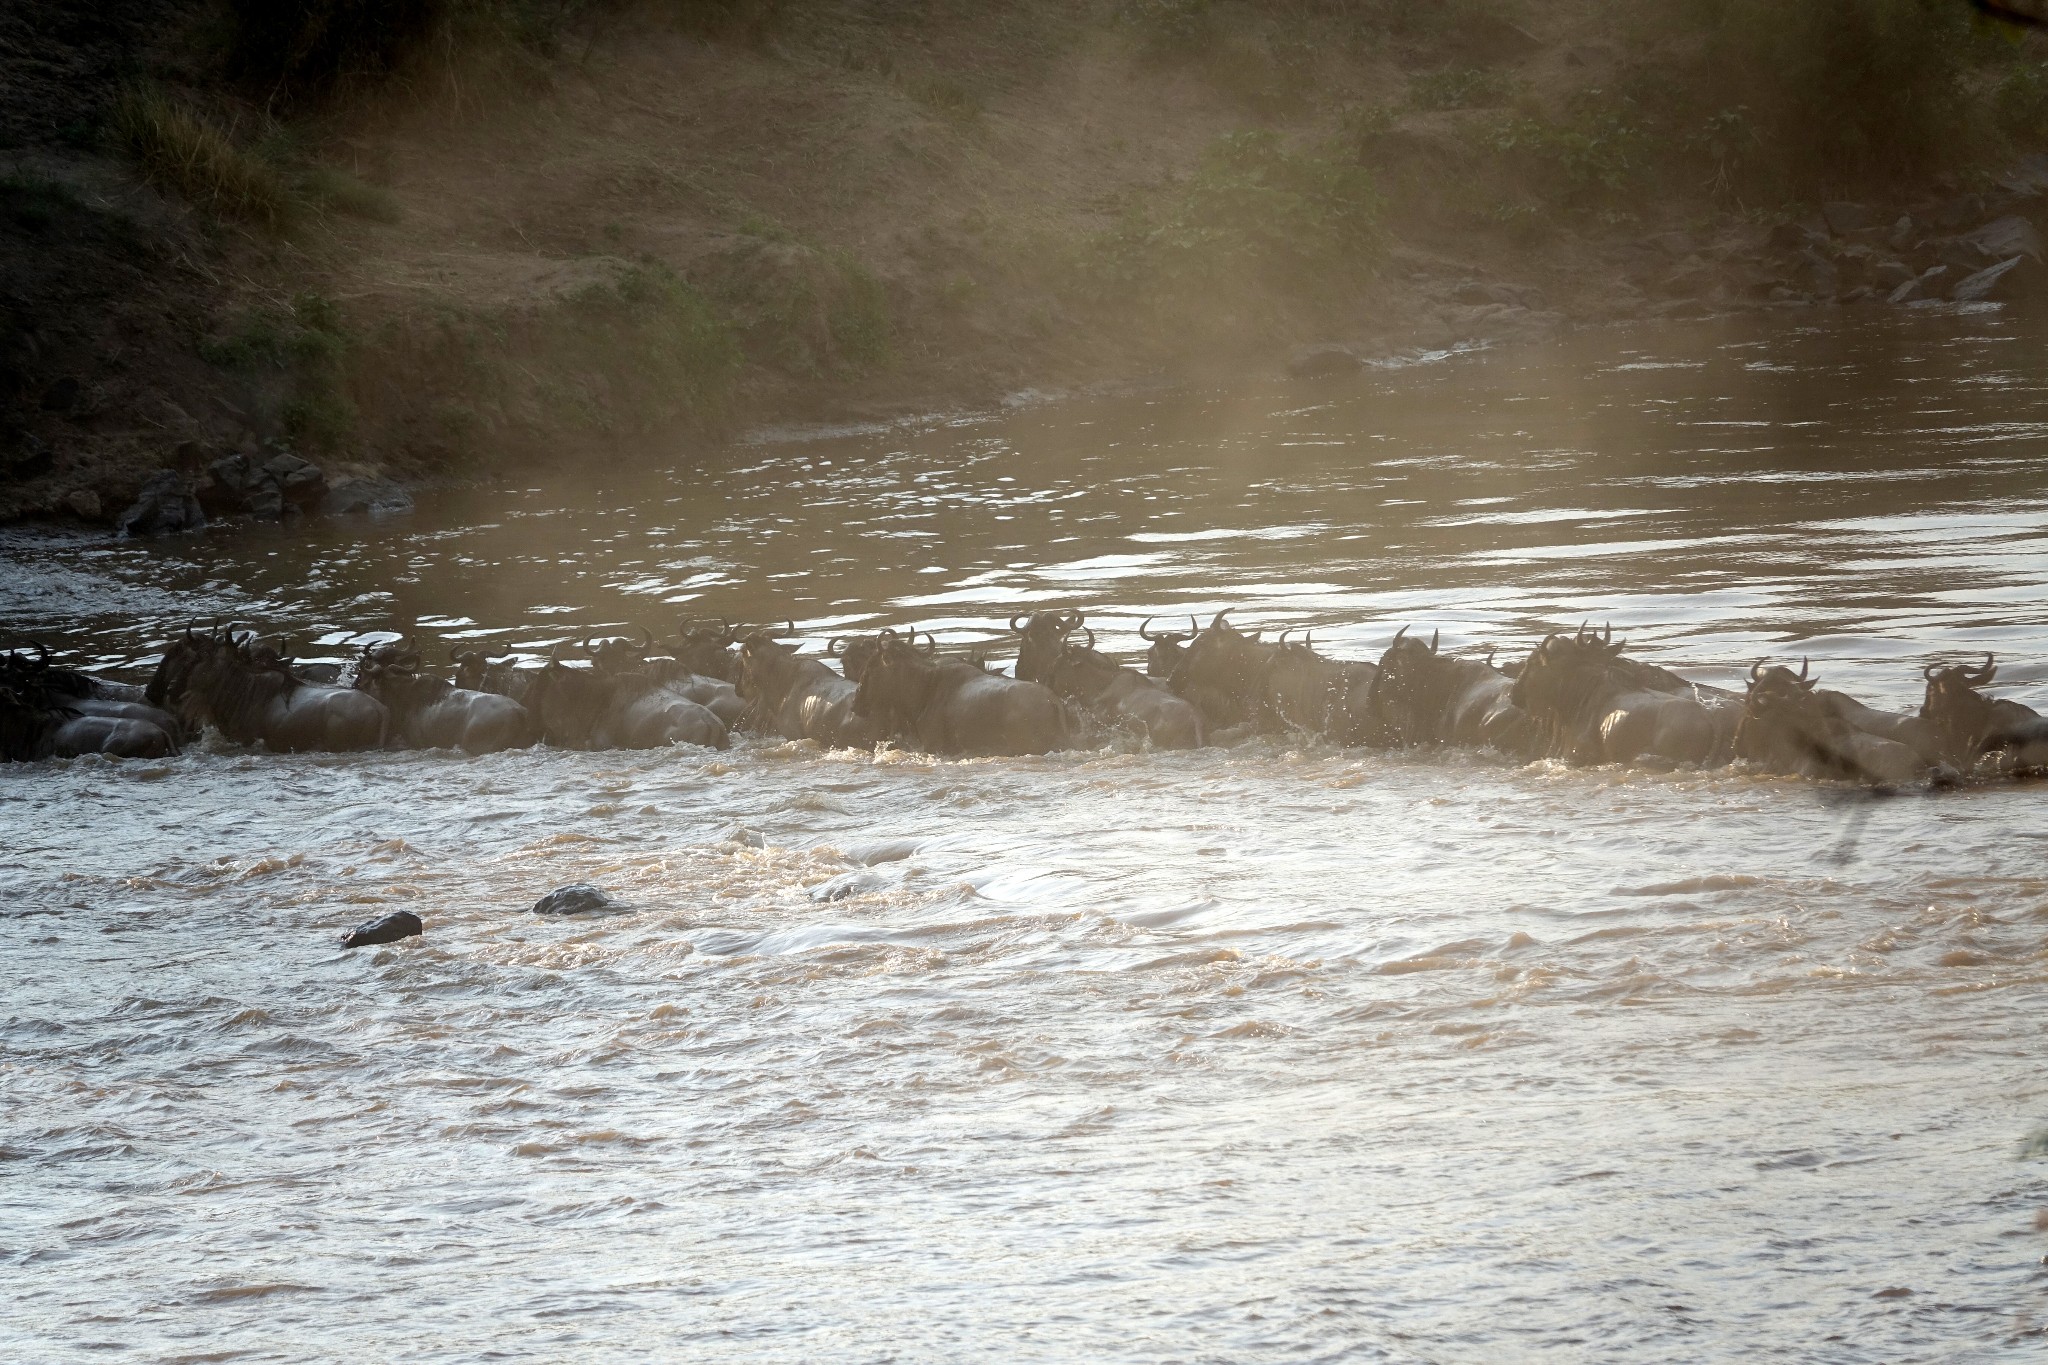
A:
5;309;2048;1362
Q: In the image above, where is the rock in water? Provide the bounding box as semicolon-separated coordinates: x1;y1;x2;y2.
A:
340;910;423;949
531;884;626;916
117;471;205;537
1952;256;2028;303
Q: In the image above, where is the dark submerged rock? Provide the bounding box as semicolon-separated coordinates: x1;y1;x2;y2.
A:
322;474;415;518
1286;344;1364;379
531;883;626;916
340;910;423;949
1958;215;2043;266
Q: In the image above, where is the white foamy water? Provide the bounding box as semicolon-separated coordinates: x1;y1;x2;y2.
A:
5;310;2048;1361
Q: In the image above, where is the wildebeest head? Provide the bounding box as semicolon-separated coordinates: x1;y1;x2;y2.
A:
737;632;803;708
1506;623;1625;720
670;619;744;682
1738;657;1826;747
1138;615;1199;679
1045;630;1120;701
829;629;907;685
1370;625;1443;743
1010;610;1084;683
1920;654;2000;756
146;624;219;706
583;627;654;676
851;634;941;726
451;647;516;691
1166;610;1272;722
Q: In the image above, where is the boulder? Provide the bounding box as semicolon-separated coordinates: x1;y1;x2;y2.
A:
1924;193;1987;232
1959;214;2044;265
1951;255;2028;303
262;453;328;513
1285;344;1364;379
340;910;424;949
1822;201;1879;236
1790;249;1840;297
322;474;415;518
1871;260;1916;290
117;471;205;538
1887;277;1924;305
63;488;101;521
1766;220;1818;252
531;883;628;916
1887;216;1916;253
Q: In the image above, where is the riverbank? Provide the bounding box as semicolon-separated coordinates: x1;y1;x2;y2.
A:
7;0;2048;529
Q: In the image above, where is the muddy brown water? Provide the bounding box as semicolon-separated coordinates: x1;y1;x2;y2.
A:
5;309;2048;1361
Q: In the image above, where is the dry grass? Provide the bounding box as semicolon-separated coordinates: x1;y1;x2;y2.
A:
113;88;297;227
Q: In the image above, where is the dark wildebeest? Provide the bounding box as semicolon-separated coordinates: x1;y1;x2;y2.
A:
1506;624;1741;767
1734;660;1931;785
451;647;534;704
1041;628;1204;750
1164;611;1277;729
147;628;387;751
584;627;747;728
1010;610;1086;685
1371;627;1529;754
1168;613;1380;743
665;619;743;684
0;648;179;759
1918;655;2048;773
522;657;728;750
355;642;537;755
1138;616;1200;681
854;635;1070;756
3;643;186;742
735;633;876;748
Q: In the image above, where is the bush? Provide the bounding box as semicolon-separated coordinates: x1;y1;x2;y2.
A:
1093;130;1381;296
112;88;297;226
549;264;742;431
1409;67;1514;111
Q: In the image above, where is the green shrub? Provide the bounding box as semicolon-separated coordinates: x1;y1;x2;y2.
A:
1489;91;1652;206
113;87;297;226
1093;130;1381;296
553;264;741;430
1409;67;1514;111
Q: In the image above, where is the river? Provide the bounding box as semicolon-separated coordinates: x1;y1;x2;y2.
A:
4;308;2048;1362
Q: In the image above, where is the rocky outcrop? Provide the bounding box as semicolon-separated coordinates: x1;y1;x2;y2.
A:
116;471;204;538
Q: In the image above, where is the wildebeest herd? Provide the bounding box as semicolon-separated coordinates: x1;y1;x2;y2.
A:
4;612;2046;785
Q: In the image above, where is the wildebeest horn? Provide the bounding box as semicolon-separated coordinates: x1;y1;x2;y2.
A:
31;640;49;666
1212;609;1232;630
1061;610;1085;632
1010;613;1030;633
1278;628;1292;646
1749;659;1764;684
1429;629;1439;656
1079;626;1095;650
1601;623;1612;646
1393;624;1409;643
1797;657;1812;685
826;636;846;657
632;626;653;651
917;632;937;654
1139;616;1162;641
1967;652;1997;684
779;619;796;638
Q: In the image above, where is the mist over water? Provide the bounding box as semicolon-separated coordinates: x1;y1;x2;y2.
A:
5;309;2048;1361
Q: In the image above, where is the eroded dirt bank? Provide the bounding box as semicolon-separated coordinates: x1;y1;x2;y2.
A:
7;0;2048;530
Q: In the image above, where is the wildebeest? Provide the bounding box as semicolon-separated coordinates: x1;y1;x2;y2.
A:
3;643;186;743
1371;627;1529;753
735;633;876;747
147;628;388;752
452;647;534;703
1011;610;1086;685
521;657;728;750
584;627;747;728
1168;613;1380;743
0;646;179;760
1507;624;1741;767
1138;616;1200;681
666;619;743;683
1734;659;1931;785
1918;654;2048;773
854;635;1070;756
355;642;537;754
1040;629;1204;749
1165;611;1278;729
